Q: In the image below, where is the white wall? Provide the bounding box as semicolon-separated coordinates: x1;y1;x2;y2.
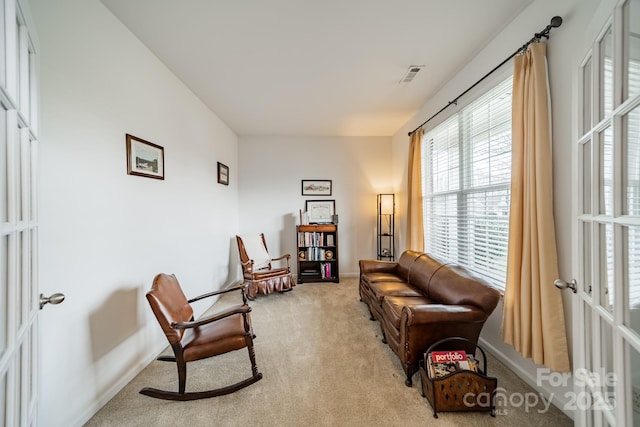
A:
237;135;392;277
391;0;601;417
30;1;240;426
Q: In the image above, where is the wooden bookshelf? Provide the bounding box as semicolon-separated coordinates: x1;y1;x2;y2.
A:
296;224;339;283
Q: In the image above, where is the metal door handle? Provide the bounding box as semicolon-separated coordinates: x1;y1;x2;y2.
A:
554;279;577;293
40;293;65;310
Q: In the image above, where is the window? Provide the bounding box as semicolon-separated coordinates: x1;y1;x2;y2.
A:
422;77;512;290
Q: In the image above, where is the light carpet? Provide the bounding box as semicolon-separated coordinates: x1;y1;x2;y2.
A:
85;277;572;426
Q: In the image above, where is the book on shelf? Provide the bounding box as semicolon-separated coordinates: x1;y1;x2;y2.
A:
298;231;326;247
426;350;479;379
303;247;327;261
320;262;331;278
300;271;319;276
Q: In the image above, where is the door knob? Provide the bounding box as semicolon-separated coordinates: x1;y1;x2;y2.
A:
554;279;577;293
40;293;65;310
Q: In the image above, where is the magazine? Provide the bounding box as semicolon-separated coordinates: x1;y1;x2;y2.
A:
427;350;479;379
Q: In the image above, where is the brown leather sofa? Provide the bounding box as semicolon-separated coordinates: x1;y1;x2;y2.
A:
359;250;501;386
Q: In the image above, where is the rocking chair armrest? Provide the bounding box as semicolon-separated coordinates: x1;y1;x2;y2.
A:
171;304;251;329
187;282;245;303
271;254;292;269
240;259;254;268
270;254;291;262
240;259;256;273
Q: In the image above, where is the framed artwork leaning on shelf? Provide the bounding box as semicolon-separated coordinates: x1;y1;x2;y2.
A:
305;200;335;223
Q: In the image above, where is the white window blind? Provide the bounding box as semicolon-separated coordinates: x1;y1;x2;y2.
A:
422;77;513;289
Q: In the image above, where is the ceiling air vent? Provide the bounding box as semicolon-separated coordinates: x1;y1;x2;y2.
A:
399;65;425;84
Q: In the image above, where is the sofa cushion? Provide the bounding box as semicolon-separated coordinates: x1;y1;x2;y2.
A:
427;264;500;314
381;295;433;330
361;271;405;294
408;254;447;294
364;272;405;284
369;281;422;305
395;250;423;281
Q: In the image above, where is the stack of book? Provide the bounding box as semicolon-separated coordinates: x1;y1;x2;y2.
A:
320;262;332;278
426;350;479;379
298;231;325;247
305;247;328;261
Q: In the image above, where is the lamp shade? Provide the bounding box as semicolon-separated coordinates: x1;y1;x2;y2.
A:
379;194;394;215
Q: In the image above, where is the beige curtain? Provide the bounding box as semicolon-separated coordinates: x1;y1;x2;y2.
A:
406;128;424;251
501;42;570;372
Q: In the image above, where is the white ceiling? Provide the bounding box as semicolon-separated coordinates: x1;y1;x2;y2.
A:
100;0;532;137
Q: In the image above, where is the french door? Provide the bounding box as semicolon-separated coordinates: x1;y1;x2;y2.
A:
574;0;640;425
1;0;40;425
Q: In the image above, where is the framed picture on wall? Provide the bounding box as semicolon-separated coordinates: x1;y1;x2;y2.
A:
126;134;164;180
217;162;229;185
305;200;335;224
301;179;332;196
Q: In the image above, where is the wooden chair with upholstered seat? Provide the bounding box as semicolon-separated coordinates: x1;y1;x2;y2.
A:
236;233;295;300
140;273;262;401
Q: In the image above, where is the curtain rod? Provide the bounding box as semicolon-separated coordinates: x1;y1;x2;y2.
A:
408;16;563;137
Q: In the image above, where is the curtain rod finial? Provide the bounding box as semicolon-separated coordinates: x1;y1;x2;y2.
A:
550;16;562;28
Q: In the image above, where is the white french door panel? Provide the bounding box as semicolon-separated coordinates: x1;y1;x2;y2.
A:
1;0;40;426
574;0;640;426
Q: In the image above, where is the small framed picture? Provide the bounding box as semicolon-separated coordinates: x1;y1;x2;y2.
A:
302;179;332;196
305;200;335;224
126;134;164;180
217;162;229;185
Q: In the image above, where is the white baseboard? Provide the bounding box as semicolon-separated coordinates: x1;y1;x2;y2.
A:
340;273;358;278
73;341;166;427
478;337;575;420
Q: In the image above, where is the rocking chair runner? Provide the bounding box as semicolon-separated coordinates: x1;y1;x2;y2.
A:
140;273;262;401
236;234;295;299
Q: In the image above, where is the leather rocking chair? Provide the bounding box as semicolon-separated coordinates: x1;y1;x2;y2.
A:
140;273;262;401
236;233;295;300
